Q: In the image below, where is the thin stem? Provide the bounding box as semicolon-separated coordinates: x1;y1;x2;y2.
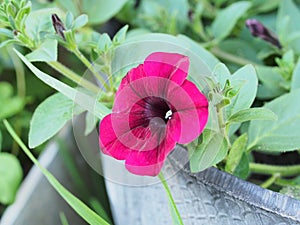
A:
3;119;39;165
72;48;110;91
216;104;231;148
158;172;184;225
260;173;280;189
211;47;259;66
250;163;300;177
9;48;26;156
9;47;26;98
47;61;100;94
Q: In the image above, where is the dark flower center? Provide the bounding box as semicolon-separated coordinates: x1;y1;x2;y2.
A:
143;96;173;123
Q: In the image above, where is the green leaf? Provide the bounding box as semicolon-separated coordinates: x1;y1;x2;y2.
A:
25;8;60;40
0;82;24;120
65;11;74;30
3;120;110;225
280;186;300;200
188;129;228;172
277;0;300;54
26;39;58;62
211;1;252;40
82;0;128;24
227;108;278;124
232;153;249;179
256;66;287;99
212;63;231;89
248;89;300;152
225;65;258;134
225;133;248;174
56;0;79;17
73;14;88;30
29;93;80;148
178;34;219;71
14;49;111;120
0;153;23;205
113;25;129;44
291;58;300;91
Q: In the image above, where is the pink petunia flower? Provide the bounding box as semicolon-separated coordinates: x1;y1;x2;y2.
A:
99;52;209;176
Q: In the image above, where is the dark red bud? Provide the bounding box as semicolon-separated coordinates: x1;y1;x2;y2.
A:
246;19;281;48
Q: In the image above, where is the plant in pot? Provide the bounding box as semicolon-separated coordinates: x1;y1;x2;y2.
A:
0;0;300;224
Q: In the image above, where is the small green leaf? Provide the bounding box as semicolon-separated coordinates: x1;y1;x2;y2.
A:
0;82;24;120
29;93;82;148
227;108;278;124
211;1;252;40
0;153;23;205
248;89;300;152
188;129;228;172
256;66;287;99
232;153;249;179
65;11;74;30
280;186;300;200
291;58;300;91
97;33;112;52
113;25;129;43
225;64;258;135
73;14;88;30
225;133;248;174
212;63;231;89
26;39;58;62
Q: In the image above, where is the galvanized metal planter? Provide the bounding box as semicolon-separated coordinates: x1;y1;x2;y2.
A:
103;146;300;225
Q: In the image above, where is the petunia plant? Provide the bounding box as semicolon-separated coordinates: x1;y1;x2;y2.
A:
1;0;300;224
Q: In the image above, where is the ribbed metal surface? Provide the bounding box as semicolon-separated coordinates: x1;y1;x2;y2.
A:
104;146;300;225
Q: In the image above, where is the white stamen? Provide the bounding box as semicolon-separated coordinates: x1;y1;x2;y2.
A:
165;110;172;120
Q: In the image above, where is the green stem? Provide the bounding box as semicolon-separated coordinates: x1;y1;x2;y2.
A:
260;173;280;189
47;61;100;94
72;48;110;91
216;103;231;148
9;47;26;98
250;163;300;177
211;47;259;66
9;47;26;156
158;172;184;225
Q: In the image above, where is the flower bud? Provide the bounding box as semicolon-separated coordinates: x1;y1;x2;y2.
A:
51;13;66;40
246;19;281;48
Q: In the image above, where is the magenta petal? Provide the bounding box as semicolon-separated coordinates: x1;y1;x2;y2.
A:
125;135;176;176
167;80;209;144
117;64;146;95
99;114;131;160
144;52;189;85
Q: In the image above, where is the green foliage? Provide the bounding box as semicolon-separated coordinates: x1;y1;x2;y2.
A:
188;129;228;172
227;108;277;124
0;152;23;205
225;133;248;174
29;93;81;148
248;89;300;152
0;82;24;120
211;1;252;41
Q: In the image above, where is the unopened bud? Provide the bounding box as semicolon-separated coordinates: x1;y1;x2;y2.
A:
51;13;66;40
246;19;281;48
